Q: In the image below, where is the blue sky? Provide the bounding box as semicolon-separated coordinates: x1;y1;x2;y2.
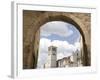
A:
40;21;80;44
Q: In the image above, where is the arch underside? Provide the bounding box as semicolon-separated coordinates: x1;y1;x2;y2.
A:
23;10;91;69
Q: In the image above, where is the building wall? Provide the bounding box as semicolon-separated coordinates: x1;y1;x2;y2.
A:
56;51;83;67
57;57;71;67
23;11;44;69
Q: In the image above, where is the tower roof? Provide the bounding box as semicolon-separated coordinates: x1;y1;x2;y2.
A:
48;45;57;48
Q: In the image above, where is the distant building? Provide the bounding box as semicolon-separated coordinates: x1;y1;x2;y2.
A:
70;49;83;67
44;46;57;68
56;49;83;68
56;56;71;67
44;37;83;68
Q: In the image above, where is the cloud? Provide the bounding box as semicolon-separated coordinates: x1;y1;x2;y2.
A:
37;38;80;68
40;21;73;37
74;41;80;51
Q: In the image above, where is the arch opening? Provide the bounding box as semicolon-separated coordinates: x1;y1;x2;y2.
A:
37;21;84;68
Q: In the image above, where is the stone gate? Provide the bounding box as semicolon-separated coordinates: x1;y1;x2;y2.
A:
23;10;91;69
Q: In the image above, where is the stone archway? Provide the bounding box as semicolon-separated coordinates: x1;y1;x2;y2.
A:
23;10;91;69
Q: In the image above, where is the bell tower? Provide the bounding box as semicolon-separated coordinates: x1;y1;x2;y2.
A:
45;46;57;68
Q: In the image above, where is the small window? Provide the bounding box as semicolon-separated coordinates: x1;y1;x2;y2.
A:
52;52;56;55
52;47;56;51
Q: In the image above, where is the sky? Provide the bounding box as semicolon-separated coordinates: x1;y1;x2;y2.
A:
37;21;81;68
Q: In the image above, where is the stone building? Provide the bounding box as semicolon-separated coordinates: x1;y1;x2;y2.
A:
44;46;57;68
56;56;71;67
70;49;83;67
57;49;83;67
